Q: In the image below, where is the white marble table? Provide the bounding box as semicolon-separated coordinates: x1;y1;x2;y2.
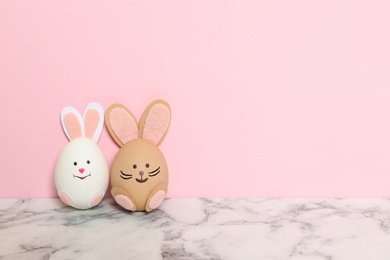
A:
1;198;390;260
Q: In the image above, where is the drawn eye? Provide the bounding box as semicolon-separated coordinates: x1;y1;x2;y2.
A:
133;164;137;169
145;163;150;168
87;160;90;164
73;162;77;166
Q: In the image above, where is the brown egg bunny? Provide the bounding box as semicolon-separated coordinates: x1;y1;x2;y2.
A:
105;100;171;212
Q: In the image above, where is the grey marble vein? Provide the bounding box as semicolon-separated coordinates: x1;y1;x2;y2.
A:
1;198;390;260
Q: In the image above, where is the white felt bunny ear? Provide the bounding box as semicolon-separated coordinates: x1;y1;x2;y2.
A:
61;107;84;141
61;102;104;143
139;100;171;146
105;104;139;147
83;102;104;143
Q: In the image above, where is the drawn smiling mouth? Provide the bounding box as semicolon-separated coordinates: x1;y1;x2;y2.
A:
73;174;91;180
136;178;148;183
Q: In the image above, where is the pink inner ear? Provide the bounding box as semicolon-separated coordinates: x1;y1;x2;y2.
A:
84;109;100;139
64;113;83;140
109;107;138;144
142;104;170;145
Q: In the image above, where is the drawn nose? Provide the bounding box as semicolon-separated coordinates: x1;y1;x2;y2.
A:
139;171;144;176
79;168;85;174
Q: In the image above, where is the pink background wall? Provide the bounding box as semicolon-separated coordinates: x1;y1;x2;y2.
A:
1;1;390;198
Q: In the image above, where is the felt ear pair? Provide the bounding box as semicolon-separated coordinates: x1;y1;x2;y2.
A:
105;100;171;147
61;102;104;143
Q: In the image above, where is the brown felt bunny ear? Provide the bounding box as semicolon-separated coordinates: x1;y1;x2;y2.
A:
105;100;171;147
105;104;139;147
139;100;171;146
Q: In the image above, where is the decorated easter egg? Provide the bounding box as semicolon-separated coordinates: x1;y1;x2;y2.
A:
55;103;109;209
105;100;171;212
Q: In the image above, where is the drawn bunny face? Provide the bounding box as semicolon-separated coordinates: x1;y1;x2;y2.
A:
105;100;171;212
55;103;109;210
56;138;108;183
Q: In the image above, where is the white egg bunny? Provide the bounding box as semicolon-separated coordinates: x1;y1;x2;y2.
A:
55;102;109;209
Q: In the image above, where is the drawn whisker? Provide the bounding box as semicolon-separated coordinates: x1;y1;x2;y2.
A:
120;170;132;177
148;167;160;174
120;175;132;180
149;170;160;177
